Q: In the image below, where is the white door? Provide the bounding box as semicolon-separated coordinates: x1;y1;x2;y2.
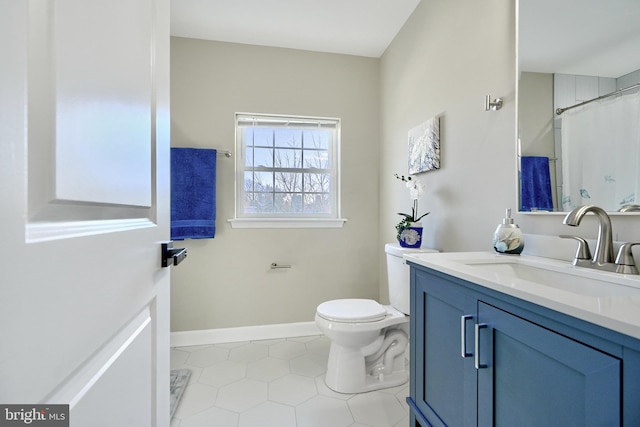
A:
0;0;171;426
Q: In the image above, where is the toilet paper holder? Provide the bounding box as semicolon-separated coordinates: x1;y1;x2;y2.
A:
271;263;291;269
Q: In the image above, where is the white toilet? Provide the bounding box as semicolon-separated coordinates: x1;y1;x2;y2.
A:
315;243;437;393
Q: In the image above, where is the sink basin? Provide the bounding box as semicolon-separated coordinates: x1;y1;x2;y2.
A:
402;251;640;340
460;259;639;297
404;252;640;298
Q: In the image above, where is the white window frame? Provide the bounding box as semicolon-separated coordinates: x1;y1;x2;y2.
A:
229;113;346;229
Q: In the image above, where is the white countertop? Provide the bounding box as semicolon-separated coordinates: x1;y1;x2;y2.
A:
403;251;640;340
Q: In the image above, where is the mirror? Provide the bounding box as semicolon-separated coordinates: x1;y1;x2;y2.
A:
517;0;640;213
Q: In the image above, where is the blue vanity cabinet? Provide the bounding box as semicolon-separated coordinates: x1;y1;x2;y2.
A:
476;302;620;426
408;264;633;427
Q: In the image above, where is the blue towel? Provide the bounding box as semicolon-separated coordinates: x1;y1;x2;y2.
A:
171;148;217;240
520;156;554;211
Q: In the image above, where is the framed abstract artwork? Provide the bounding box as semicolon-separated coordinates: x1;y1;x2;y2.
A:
408;117;440;174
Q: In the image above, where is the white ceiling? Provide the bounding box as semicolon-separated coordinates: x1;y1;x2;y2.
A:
171;0;640;77
519;0;640;78
170;0;421;58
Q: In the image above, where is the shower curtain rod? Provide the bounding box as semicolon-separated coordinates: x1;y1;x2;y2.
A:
556;82;640;115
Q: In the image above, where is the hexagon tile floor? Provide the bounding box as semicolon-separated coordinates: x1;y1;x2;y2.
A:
170;335;410;427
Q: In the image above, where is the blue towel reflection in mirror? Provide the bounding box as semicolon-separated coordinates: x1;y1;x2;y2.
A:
521;156;554;212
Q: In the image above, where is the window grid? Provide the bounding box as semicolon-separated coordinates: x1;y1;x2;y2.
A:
236;114;339;219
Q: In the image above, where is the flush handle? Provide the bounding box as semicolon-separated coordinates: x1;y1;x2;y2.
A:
161;242;187;267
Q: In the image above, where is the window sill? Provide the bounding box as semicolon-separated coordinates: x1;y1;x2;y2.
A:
228;218;348;229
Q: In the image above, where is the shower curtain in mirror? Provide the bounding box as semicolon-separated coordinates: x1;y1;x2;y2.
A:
561;89;640;211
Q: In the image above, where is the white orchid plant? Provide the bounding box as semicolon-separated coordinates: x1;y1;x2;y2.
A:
394;174;430;241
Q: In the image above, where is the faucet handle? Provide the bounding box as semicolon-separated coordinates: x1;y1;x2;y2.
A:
615;243;640;275
560;235;592;265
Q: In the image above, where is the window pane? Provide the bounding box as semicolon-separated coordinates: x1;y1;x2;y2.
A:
252;171;273;192
303;130;329;150
244;171;254;193
244;128;254;147
274;148;302;168
245;147;254;167
244;192;274;214
244;171;273;194
303;149;329;169
253;128;273;147
304;173;330;193
304;193;331;214
275;193;303;213
275;129;302;148
275;172;302;192
254;148;273;167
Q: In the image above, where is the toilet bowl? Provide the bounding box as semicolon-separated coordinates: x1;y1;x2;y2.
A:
315;243;437;393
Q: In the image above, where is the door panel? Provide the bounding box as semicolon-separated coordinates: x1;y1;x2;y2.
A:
52;0;153;207
29;0;153;209
1;0;171;426
27;0;158;231
48;308;153;426
412;271;477;427
477;302;621;427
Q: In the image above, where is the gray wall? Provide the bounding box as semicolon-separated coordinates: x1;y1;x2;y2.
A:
378;0;516;300
170;38;380;331
519;72;554;157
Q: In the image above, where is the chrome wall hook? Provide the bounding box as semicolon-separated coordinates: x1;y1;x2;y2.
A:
484;95;503;111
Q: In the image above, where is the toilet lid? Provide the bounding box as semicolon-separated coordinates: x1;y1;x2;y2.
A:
316;299;387;323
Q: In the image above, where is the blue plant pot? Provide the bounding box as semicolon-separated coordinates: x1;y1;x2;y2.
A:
398;223;423;248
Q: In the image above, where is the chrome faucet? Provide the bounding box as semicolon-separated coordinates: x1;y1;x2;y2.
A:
619;204;640;212
563;205;616;271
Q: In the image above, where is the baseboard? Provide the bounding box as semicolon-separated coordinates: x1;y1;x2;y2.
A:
170;321;321;348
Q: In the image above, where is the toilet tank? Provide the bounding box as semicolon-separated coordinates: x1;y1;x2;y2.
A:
385;243;438;315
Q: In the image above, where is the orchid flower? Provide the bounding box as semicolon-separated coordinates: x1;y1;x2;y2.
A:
394;173;430;224
406;179;424;200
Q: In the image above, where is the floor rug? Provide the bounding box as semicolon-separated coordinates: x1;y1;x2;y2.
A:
170;369;191;419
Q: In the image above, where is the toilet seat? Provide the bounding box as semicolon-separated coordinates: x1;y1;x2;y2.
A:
316;299;387;323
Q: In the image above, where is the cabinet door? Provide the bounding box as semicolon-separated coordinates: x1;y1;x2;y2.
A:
411;269;478;427
477;302;621;427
